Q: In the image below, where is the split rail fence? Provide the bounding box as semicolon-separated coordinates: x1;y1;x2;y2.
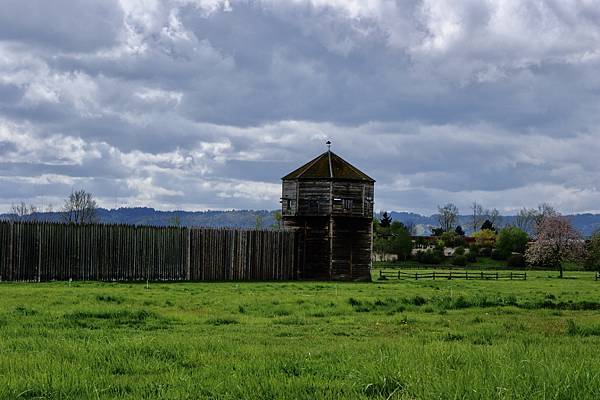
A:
0;221;298;282
379;270;527;281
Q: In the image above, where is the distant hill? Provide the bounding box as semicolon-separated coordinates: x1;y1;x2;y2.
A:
2;208;600;236
0;208;278;229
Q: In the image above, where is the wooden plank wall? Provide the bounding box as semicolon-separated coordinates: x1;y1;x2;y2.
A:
0;221;297;282
331;217;372;281
283;217;331;280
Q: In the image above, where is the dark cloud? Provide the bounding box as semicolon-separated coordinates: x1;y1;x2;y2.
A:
1;0;600;214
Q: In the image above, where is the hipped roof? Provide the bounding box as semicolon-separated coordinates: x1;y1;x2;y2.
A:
282;151;375;182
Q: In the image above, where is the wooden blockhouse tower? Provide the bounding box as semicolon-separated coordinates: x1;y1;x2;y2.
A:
281;149;375;280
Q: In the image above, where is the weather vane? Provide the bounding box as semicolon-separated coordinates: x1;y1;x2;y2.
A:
326;140;332;151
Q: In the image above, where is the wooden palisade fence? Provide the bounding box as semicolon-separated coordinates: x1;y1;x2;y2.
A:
0;221;297;282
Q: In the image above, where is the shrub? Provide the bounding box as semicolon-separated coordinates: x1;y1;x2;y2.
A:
491;249;506;260
454;246;465;256
584;231;600;271
452;255;468;267
507;253;526;268
472;229;496;247
416;250;442;265
467;253;477;263
479;247;492;257
469;243;480;253
435;240;445;252
496;226;529;257
440;232;466;248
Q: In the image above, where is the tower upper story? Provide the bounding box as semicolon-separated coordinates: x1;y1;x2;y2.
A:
281;150;375;219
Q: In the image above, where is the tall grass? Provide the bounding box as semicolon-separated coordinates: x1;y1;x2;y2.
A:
0;272;599;399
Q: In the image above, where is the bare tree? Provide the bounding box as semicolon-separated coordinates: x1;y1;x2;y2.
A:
514;207;538;235
61;190;98;224
437;203;459;233
10;202;37;221
525;216;584;278
485;208;503;229
470;202;485;233
535;203;558;228
403;220;417;236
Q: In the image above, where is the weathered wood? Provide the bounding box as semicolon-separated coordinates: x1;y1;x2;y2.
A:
0;221;298;282
282;152;375;281
380;270;527;281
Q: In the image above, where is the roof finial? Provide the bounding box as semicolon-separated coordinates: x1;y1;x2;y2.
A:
326;140;332;151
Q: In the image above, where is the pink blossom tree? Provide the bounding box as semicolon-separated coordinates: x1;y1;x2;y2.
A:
525;216;585;278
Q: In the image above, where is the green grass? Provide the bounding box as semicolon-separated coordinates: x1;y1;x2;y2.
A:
1;272;600;399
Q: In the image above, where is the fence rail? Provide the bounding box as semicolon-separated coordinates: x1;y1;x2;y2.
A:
379;270;527;281
377;263;527;271
0;221;297;282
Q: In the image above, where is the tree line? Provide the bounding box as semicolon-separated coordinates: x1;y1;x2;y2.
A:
8;190;98;224
375;203;600;277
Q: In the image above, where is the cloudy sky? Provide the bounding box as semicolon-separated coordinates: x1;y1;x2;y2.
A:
1;0;600;215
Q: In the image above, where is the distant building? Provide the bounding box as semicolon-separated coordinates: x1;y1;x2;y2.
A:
281;148;374;280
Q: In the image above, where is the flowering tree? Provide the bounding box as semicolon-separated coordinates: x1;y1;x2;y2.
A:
525;216;584;278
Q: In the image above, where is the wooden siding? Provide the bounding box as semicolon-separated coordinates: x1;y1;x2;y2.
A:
283;217;330;280
283;180;374;219
283;216;372;281
281;181;297;216
331;217;372;280
331;182;374;218
0;221;297;282
297;180;331;216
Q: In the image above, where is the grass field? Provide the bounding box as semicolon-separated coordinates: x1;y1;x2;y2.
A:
1;271;600;399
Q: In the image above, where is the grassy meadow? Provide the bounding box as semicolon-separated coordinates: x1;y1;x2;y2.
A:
1;270;600;399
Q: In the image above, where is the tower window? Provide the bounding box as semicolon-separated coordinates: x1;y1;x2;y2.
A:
343;199;353;210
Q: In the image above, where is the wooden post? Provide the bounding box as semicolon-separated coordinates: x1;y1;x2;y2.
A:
8;222;13;282
329;181;333;280
37;224;42;282
186;227;191;281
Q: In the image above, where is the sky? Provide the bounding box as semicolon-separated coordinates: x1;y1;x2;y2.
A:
1;0;600;215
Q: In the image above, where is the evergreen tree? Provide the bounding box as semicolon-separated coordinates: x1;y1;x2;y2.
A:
380;211;392;228
481;219;495;232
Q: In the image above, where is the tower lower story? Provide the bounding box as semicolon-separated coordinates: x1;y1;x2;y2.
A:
284;216;372;281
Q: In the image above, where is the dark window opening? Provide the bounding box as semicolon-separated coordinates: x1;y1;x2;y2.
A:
283;199;292;212
343;199;353;210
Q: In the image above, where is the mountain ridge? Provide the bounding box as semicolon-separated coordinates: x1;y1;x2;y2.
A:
2;208;600;236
